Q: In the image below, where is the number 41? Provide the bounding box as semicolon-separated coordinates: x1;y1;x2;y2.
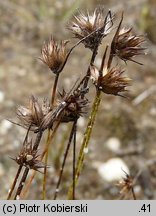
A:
140;204;150;212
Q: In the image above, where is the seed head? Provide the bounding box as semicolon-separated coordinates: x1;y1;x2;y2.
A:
36;87;89;132
111;14;146;64
11;141;46;172
90;65;132;96
57;89;89;122
17;96;50;131
40;37;69;73
117;170;136;199
68;9;113;50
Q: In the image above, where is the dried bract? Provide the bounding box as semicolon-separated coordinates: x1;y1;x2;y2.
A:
111;15;145;64
90;65;131;96
12;141;46;172
40;37;68;73
68;8;113;50
17;96;50;131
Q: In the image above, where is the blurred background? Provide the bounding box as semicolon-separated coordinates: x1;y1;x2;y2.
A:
0;0;156;199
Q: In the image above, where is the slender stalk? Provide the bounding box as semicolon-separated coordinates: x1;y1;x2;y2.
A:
7;126;32;200
107;52;113;69
42;129;51;200
21;121;60;199
119;186;137;200
20;170;36;199
54;124;71;171
83;44;99;91
72;120;77;200
51;73;60;106
33;131;43;151
54;121;76;200
131;187;136;200
41;121;61;157
13;131;43;199
7;165;23;200
14;168;29;199
68;90;102;199
42;70;60;199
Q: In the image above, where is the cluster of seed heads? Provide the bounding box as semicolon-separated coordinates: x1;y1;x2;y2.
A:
8;7;145;200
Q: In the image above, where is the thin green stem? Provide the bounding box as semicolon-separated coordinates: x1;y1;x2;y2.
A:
67;90;102;199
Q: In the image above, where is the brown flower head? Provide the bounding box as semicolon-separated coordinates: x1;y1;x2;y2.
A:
17;96;50;131
57;88;89;122
68;8;113;50
36;87;89;132
117;170;136;199
40;37;69;73
12;140;46;172
90;65;132;96
111;14;145;64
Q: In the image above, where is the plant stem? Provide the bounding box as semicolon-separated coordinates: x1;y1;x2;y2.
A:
51;73;60;106
7;165;23;200
67;90;102;199
131;187;136;200
33;131;43;151
54;124;71;171
83;44;99;90
7;127;31;200
54;121;77;200
72;120;77;200
14;168;29;199
42;129;51;200
20;170;36;199
13;131;43;199
42;71;60;199
21;121;60;199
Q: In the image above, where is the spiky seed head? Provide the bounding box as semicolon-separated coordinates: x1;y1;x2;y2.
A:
17;96;50;131
90;65;132;96
12;141;47;172
57;89;89;122
111;16;146;64
40;37;69;73
68;8;113;50
117;171;134;195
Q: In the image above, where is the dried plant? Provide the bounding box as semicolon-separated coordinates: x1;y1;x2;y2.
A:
117;170;136;200
40;37;69;74
90;65;132;96
11;140;46;172
68;8;113;50
6;7;146;200
17;95;50;131
109;13;146;66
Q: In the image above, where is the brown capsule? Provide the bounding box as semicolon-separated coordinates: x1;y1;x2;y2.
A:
40;37;69;73
68;8;113;50
12;140;47;172
56;89;89;122
17;95;50;131
90;65;132;96
111;14;146;64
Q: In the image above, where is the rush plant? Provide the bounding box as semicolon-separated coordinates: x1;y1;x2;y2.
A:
6;7;145;200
